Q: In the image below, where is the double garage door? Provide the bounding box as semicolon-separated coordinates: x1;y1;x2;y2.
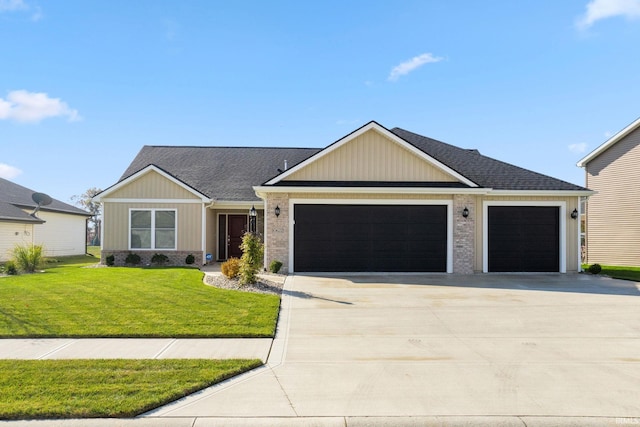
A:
293;203;561;273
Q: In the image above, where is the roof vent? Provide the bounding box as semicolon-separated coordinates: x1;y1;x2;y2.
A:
284;160;288;170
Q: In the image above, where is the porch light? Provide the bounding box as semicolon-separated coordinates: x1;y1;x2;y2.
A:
571;208;578;219
249;205;257;233
462;207;469;218
275;205;280;217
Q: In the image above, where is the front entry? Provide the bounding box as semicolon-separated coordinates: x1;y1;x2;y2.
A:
218;214;247;260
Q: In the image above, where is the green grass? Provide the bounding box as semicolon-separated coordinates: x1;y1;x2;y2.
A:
583;264;640;281
0;359;261;419
0;260;280;337
86;245;101;257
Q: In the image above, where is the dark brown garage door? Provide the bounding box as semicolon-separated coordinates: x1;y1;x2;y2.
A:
293;204;447;272
488;206;560;272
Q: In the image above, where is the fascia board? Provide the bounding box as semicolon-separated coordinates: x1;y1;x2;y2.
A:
577;116;640;167
94;165;211;203
264;121;478;187
254;185;491;195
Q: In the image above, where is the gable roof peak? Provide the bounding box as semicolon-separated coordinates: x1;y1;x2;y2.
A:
577;115;640;167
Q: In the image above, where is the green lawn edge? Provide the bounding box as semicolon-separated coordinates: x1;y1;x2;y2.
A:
0;359;262;420
582;264;640;281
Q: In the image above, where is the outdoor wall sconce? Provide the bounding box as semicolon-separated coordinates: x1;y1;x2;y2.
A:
275;205;280;217
249;205;257;233
462;207;469;218
571;208;578;219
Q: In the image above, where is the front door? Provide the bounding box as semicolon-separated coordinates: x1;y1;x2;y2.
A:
227;215;247;259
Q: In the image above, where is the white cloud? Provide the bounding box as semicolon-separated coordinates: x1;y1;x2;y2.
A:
0;90;80;123
568;142;589;153
576;0;640;29
0;163;23;179
0;0;27;11
388;53;443;82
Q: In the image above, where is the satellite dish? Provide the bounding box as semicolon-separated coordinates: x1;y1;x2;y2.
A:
31;192;53;218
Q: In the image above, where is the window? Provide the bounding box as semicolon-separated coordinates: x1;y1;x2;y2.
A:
130;209;176;250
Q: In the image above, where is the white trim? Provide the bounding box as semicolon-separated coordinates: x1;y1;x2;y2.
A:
577;116;640;167
93;165;211;202
128;208;178;251
488;190;594;197
101;198;205;204
577;197;583;272
255;186;490;196
482;201;567;273
201;204;206;256
264;122;478;188
288;198;453;273
208;201;264;210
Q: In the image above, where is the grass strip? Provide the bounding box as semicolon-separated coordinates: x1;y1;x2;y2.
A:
0;262;280;338
0;359;261;419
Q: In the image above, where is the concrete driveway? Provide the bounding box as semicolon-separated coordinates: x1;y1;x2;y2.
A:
149;273;640;421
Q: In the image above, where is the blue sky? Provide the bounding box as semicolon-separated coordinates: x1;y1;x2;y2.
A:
1;0;639;205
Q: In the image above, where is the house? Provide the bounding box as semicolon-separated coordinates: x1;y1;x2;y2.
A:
94;121;591;273
0;178;91;262
577;116;640;267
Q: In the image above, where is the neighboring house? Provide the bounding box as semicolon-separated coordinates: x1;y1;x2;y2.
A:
577;116;640;267
0;178;91;262
94;121;591;273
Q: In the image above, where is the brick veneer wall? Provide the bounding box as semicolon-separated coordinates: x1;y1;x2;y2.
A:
101;250;202;267
265;194;290;273
452;195;475;274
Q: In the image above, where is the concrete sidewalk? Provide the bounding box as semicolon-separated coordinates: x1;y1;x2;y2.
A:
0;338;272;361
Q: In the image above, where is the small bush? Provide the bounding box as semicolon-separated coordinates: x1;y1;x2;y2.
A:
239;232;264;285
125;253;141;265
12;244;44;273
221;257;241;279
105;254;115;266
185;254;195;265
269;260;283;274
588;263;602;274
151;253;169;265
3;260;18;275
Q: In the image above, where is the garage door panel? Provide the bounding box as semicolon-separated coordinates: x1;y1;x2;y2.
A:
488;206;560;272
294;204;447;272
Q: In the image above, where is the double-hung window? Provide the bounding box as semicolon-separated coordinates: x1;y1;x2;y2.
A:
130;209;176;250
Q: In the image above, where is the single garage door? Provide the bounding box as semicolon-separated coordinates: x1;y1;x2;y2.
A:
488;206;560;272
294;204;447;272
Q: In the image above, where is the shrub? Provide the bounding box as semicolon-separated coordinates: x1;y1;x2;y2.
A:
105;254;115;266
239;232;264;285
125;253;141;265
151;253;169;265
3;260;18;275
185;254;195;265
588;263;602;274
12;244;44;273
269;260;283;274
221;257;241;279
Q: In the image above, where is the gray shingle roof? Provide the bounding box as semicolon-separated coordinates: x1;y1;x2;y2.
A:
391;127;587;191
120;146;322;201
0;178;89;220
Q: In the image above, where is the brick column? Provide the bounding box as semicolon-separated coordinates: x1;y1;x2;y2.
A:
453;195;475;274
265;194;290;273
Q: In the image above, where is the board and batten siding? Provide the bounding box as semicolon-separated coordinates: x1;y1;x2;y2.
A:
102;202;202;251
284;129;458;182
474;196;580;273
107;170;202;200
585;125;640;266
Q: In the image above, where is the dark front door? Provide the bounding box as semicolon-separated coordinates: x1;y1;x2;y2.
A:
488;206;560;272
294;204;448;272
227;215;247;259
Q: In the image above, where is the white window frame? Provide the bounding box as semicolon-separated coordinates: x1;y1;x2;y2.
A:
128;208;177;251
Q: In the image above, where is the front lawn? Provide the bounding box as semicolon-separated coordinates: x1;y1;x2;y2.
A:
0;260;280;337
584;264;640;282
0;359;261;419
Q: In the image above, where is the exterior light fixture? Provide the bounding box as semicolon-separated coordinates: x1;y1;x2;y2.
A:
571;208;578;219
462;207;469;218
275;205;280;217
249;205;257;233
